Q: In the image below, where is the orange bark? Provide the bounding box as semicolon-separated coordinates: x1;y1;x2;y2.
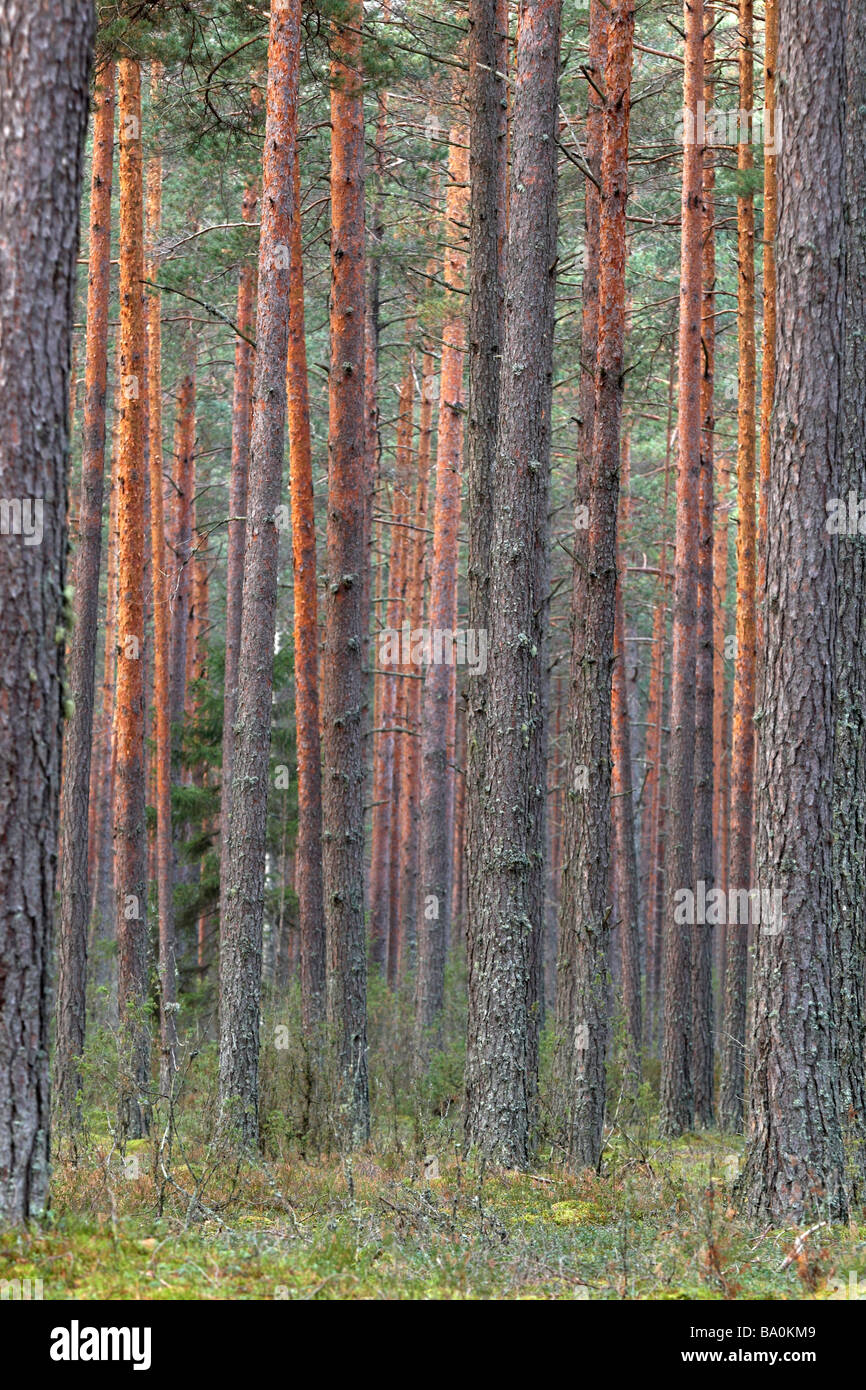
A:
287;137;325;1028
720;0;757;1133
322;0;370;1139
55;60;116;1124
114;58;150;1137
388;357;416;982
416;109;469;1043
369;355;415;972
756;0;777;652
396;346;435;977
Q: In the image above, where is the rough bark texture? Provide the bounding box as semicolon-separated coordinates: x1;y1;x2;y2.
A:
465;0;508;1101
756;0;777;656
397;347;435;976
719;0;756;1133
640;360;673;1053
464;0;562;1165
552;0;608;1111
142;61;178;1101
692;11;715;1130
114;58;151;1141
370;355;414;977
611;444;641;1080
0;0;94;1221
55;60;114;1129
416;112;469;1051
736;0;847;1225
322;1;371;1145
219;181;258;983
218;0;299;1145
287;143;326;1032
386;355;415;984
556;0;632;1169
660;0;703;1138
831;0;866;1201
90;390;121;1009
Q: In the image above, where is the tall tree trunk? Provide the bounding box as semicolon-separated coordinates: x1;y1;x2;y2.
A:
0;0;94;1221
370;354;414;975
691;9;715;1130
736;0;847;1224
660;0;703;1138
553;0;608;1107
556;0;633;1169
219;181;258;1000
711;457;729;885
830;0;866;1203
322;0;371;1145
114;58;151;1140
218;0;300;1144
287;142;326;1032
143;61;178;1101
640;355;673;1053
465;0;508;1061
464;0;562;1165
169;347;196;751
612;441;641;1081
756;0;777;654
397;346;435;976
55;60;115;1129
416;110;469;1051
387;354;416;984
719;0;756;1132
91;390;121;1008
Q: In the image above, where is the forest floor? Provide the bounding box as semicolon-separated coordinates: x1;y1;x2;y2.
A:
2;1129;865;1300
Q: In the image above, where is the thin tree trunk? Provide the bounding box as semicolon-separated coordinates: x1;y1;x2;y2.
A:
660;0;703;1139
387;355;416;984
219;180;258;1001
322;0;371;1145
756;0;777;655
553;0;608;1107
90;388;121;1009
719;0;756;1133
287;141;326;1032
416;109;469;1051
692;10;715;1128
830;0;866;1203
370;355;414;975
612;440;641;1081
711;457;729;885
55;61;115;1129
397;347;435;976
114;58;151;1140
218;0;300;1145
465;0;508;1065
142;61;179;1102
169;346;196;751
640;352;673;1053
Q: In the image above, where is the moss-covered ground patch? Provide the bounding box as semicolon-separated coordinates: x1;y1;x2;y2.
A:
2;1131;864;1300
